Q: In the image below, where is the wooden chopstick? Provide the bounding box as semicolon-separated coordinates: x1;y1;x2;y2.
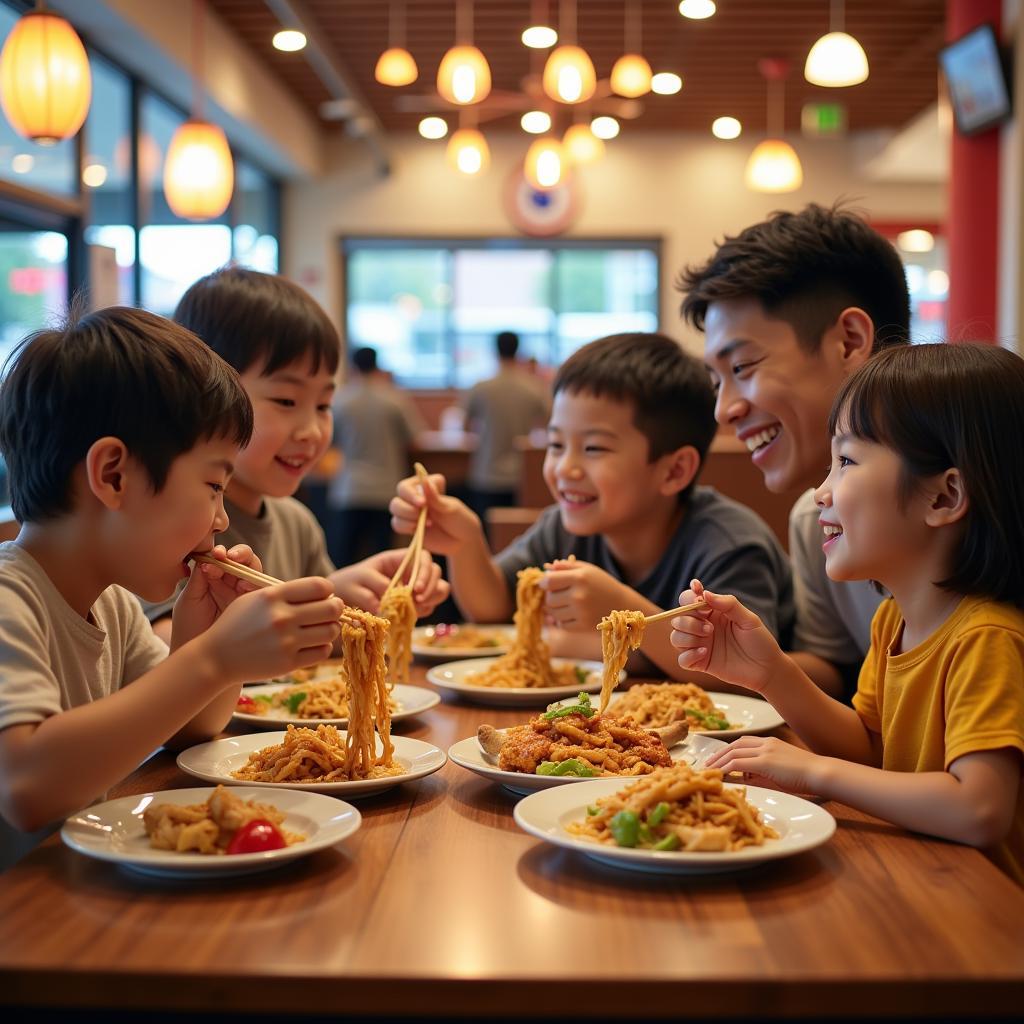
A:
385;462;430;596
190;553;363;627
643;598;707;625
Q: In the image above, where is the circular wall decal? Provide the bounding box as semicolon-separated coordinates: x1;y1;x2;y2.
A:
504;168;581;236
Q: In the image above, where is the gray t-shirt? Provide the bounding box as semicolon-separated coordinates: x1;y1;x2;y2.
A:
464;366;549;491
329;380;422;509
0;542;168;866
789;488;884;664
142;495;335;622
494;487;795;642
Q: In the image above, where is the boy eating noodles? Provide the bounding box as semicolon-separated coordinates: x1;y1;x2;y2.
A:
391;332;793;676
0;308;345;859
145;267;447;641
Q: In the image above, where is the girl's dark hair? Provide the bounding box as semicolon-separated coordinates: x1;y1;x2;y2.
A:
678;203;910;353
828;343;1024;607
553;332;717;503
174;266;341;376
0;306;252;523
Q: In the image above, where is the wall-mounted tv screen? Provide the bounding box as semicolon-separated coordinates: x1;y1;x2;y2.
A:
939;23;1012;135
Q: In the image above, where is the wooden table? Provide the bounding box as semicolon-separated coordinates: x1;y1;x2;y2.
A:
1;666;1023;1019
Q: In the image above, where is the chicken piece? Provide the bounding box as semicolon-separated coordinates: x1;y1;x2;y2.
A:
652;719;689;748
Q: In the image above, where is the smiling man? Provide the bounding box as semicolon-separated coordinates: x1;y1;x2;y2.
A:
677;204;911;698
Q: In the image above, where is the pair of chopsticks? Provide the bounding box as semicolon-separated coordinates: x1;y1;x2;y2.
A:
382;462;429;600
190;553;363;628
594;598;707;631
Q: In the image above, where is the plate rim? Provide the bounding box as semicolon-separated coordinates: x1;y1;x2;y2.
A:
411;623;516;658
60;785;362;873
603;689;785;740
426;655;620;702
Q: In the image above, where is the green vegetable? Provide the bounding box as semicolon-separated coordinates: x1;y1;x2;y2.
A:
283;691;307;715
253;694;273;705
653;832;681;852
610;810;641;848
647;802;670;826
535;759;597;777
687;707;730;731
574;665;590;686
542;692;595;720
638;823;655;845
586;805;601;816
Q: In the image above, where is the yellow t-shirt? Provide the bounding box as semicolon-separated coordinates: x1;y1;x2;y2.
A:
853;595;1024;885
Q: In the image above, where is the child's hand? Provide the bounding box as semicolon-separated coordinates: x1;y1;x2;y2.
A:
170;544;262;649
704;736;828;794
670;579;784;692
389;472;480;555
200;577;345;681
538;559;631;631
330;549;450;616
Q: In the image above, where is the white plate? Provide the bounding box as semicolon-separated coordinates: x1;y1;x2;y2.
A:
177;732;447;798
426;657;623;707
605;691;785;741
412;624;515;659
61;786;361;878
232;683;440;730
513;778;835;874
448;732;729;796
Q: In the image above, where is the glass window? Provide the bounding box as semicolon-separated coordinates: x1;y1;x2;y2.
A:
344;239;660;388
0;3;79;197
0;226;68;368
901;238;949;344
138;92;230;316
234;159;278;272
82;52;134;305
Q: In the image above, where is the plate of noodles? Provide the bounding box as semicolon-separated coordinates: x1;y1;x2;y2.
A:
412;624;515;659
448;729;728;796
61;785;361;878
177;729;447;798
513;766;835;874
233;682;440;730
599;685;784;740
425;657;620;706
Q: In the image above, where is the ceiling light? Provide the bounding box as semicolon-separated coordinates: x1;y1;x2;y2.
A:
272;29;306;52
446;127;489;175
11;153;33;173
82;162;107;188
563;123;604;164
418;116;448;140
897;229;935;253
164;121;234;219
679;0;716;19
0;10;91;145
712;116;742;139
591;116;620;140
521;110;552;134
651;72;682;95
437;45;491;104
805;2;868;87
522;25;557;48
524;137;565;190
611;54;652;98
543;45;597;104
745;139;802;191
375;2;417;86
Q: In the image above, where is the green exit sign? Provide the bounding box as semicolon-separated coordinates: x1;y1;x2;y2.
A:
802;102;847;137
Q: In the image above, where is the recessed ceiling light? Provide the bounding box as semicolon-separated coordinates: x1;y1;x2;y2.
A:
651;72;682;95
82;163;108;187
590;116;620;140
273;29;307;52
418;117;449;140
522;25;558;49
521;110;552;134
11;153;33;174
679;0;716;19
711;116;742;139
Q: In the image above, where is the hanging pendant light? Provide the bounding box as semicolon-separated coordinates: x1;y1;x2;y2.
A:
163;0;234;219
0;7;91;145
446;110;489;175
375;1;418;86
804;0;868;87
562;121;604;164
524;136;565;189
745;58;802;193
543;0;596;104
610;0;651;98
437;0;491;104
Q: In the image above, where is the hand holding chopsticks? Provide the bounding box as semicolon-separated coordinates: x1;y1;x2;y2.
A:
641;598;708;625
383;462;430;599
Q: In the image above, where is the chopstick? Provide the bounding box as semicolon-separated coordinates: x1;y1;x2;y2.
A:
190;553;364;627
384;462;430;597
643;598;707;625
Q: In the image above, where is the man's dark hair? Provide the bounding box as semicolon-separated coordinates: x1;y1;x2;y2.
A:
829;343;1024;608
678;203;911;353
553;332;716;502
352;346;378;374
496;331;520;360
0;306;252;523
174;266;341;376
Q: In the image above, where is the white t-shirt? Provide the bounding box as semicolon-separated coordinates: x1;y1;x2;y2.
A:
0;542;168;865
788;488;883;666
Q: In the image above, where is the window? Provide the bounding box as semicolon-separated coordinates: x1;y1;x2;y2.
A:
344;239;660;388
234;159;279;272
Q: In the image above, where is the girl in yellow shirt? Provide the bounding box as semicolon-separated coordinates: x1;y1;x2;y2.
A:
671;343;1024;883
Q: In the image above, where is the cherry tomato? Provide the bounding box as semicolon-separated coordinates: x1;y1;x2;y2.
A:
235;694;257;711
226;819;286;855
